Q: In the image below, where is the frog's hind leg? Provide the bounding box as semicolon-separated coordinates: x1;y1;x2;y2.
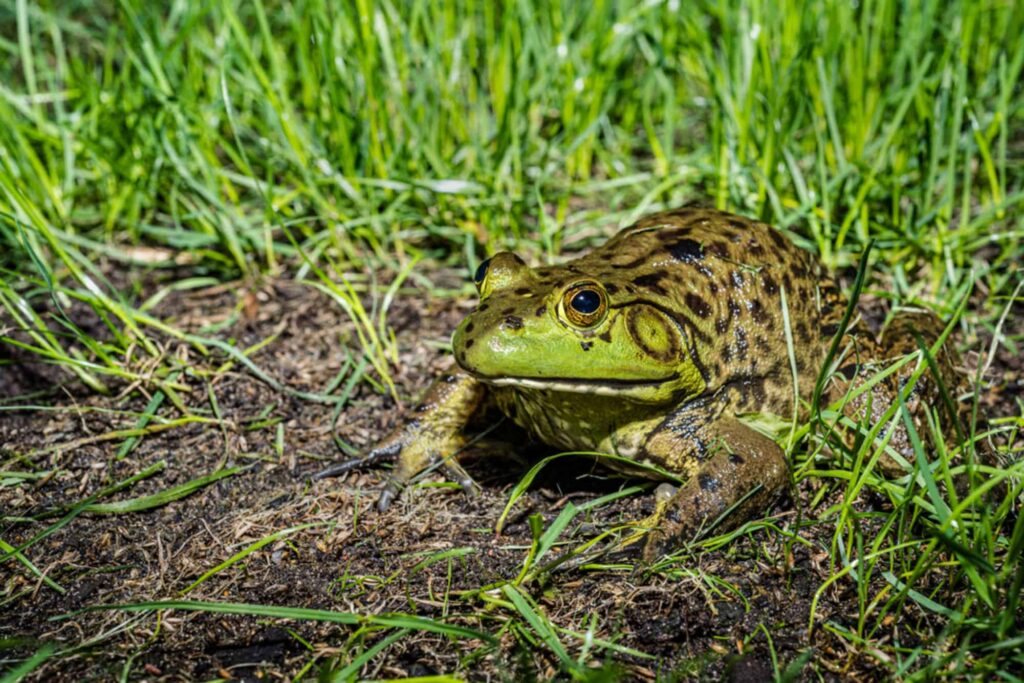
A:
639;416;789;561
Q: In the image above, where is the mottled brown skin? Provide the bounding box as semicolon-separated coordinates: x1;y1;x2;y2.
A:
321;208;961;559
824;311;958;473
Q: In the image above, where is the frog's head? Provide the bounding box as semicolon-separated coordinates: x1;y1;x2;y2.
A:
452;252;707;403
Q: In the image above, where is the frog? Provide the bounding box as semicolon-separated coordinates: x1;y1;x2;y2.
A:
316;207;960;559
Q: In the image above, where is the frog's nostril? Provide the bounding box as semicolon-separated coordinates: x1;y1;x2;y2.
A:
502;315;525;331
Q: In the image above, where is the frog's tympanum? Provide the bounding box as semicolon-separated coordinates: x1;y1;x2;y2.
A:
319;208;959;558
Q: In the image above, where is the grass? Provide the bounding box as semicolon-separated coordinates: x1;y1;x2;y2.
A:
1;0;1023;679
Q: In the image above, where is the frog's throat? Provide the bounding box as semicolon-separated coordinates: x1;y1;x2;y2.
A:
470;373;680;396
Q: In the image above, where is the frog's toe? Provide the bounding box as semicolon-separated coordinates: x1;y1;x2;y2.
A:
378;478;401;512
374;451;479;512
309;459;360;481
440;459;480;499
311;441;402;481
641;522;680;563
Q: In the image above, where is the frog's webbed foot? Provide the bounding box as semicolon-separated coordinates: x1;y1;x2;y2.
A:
532;484;677;573
312;370;486;511
640;417;789;561
311;440;472;512
438;457;481;499
377;446;481;512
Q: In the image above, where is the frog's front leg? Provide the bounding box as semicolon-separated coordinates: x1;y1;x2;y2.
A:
639;409;789;560
315;370;487;511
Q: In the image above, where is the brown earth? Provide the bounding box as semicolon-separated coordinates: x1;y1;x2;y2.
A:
1;269;1021;681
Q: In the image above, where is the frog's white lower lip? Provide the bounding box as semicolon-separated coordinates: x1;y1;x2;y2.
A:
479;375;677;395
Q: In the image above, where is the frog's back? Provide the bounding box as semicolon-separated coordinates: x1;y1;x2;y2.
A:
572;207;845;412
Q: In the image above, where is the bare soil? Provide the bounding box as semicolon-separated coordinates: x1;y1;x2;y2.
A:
1;271;1020;681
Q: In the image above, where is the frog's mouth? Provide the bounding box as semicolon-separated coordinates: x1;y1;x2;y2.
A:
467;372;681;396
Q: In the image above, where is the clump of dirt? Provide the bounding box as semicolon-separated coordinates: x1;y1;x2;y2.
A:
1;271;1020;681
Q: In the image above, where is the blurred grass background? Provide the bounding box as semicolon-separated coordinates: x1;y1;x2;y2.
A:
1;0;1023;678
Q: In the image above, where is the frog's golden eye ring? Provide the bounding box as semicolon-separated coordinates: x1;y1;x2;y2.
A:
473;258;491;290
562;282;607;327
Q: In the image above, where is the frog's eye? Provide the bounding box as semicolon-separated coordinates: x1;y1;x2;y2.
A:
562;283;607;327
473;258;491;290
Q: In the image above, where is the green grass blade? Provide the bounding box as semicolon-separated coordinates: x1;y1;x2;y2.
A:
53;600;495;644
81;466;242;514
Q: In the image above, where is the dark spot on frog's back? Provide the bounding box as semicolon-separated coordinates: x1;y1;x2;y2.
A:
761;273;778;295
667;238;704;263
736;376;768;407
632;272;669;296
727;299;741;320
704;241;729;258
734;326;748;359
503;316;524;330
605;283;619;295
465;321;475;333
749;299;768;324
514;287;531;295
698;473;719;492
667;207;706;223
685;292;711;318
534;304;547;317
768;228;789;251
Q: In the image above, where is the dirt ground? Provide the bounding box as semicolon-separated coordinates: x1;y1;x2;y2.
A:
1;268;1021;681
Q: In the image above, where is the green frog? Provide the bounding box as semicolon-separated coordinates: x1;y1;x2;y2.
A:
318;208;957;558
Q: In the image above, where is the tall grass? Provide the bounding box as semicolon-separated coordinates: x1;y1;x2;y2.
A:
2;2;1020;363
